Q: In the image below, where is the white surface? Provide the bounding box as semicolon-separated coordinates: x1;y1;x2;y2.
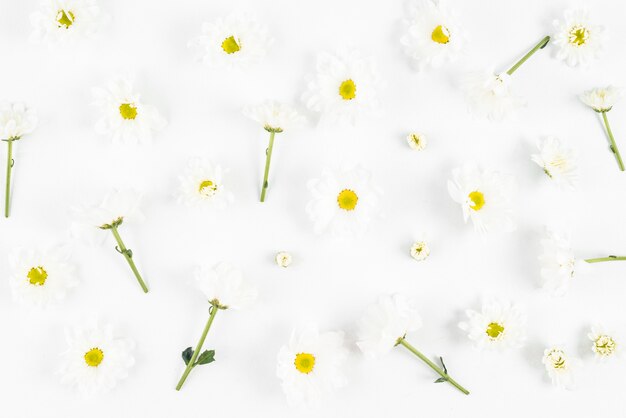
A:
1;0;626;416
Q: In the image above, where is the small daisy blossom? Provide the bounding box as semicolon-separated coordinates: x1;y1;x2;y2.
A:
302;48;381;125
406;132;428;150
538;229;580;296
59;321;135;396
458;298;527;351
92;76;166;145
531;136;578;190
177;158;233;209
588;325;619;360
552;8;607;67
8;245;78;308
275;251;292;268
410;239;430;261
462;70;524;120
400;0;465;71
243;101;305;133
30;0;105;44
306;166;382;238
188;13;272;70
194;262;257;310
542;346;579;389
447;163;515;233
580;86;622;113
276;324;348;406
0;102;38;140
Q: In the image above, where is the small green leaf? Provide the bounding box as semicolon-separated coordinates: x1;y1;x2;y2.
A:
434;377;447;383
195;349;215;365
182;347;193;365
439;357;448;374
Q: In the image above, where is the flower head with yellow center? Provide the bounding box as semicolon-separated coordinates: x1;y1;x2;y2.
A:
410;240;430;261
588;326;620;360
406;132;428;150
552;8;606;67
459;298;527;350
178;158;233;209
532;136;578;190
30;0;105;44
275;251;292;268
542;346;579;389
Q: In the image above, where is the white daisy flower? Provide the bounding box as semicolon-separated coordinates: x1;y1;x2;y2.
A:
275;251;292;268
302;48;381;125
92;76;166;145
462;70;524;120
276;324;348;406
580;85;622;113
8;245;78;308
552;8;606;67
306;166;382;238
400;0;465;71
194;262;257;310
531;136;578;190
542;346;579;389
243;101;304;133
406;132;428;151
59;321;135;396
410;240;430;261
30;0;105;44
177;158;233;209
588;325;619;360
188;13;272;70
458;298;527;351
538;229;579;296
447;163;515;233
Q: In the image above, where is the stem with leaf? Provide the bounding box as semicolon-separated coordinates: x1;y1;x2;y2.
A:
585;255;626;263
4;138;16;218
260;130;277;202
110;225;148;293
506;35;550;75
600;111;624;171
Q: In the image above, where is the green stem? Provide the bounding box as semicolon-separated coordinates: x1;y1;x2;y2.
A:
585;255;626;263
176;306;219;391
260;131;276;202
506;35;550;75
396;337;469;395
601;112;624;171
110;225;148;293
5;139;14;218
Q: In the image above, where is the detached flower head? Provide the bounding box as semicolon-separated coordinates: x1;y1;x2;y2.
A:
538;229;579;296
189;13;272;70
410;240;430;261
194;262;257;310
588;325;619;360
579;86;621;113
177;158;233;209
542;346;579;389
463;70;524;120
0;102;38;140
447;163;515;233
275;251;292;268
552;8;606;67
406;132;428;151
531;136;578;190
30;0;105;44
276;324;348;406
92;76;166;145
243;101;304;133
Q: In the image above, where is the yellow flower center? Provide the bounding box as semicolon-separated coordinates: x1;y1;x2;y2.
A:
594;335;617;357
568;25;589;46
56;9;75;29
337;189;358;211
339;79;357;100
221;36;241;54
431;25;451;44
546;349;566;369
27;266;48;286
84;347;104;367
198;179;218;197
468;191;485;211
486;322;505;339
294;352;316;374
119;103;138;120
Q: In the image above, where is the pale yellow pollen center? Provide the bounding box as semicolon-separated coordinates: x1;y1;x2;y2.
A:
119;103;138;120
594;335;617;356
27;266;48;286
468;190;485;211
221;36;241;54
294;352;316;374
547;349;566;369
339;79;357;100
337;189;358;211
431;25;451;44
568;25;589;46
56;9;75;29
486;322;505;339
84;347;104;367
198;179;218;197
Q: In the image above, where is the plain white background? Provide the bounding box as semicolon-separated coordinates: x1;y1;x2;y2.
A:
1;0;626;416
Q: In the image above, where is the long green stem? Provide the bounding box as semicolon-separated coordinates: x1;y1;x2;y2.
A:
5;139;13;218
601;112;624;171
110;226;148;293
260;131;276;202
176;306;219;390
585;255;626;263
506;35;550;75
396;337;469;395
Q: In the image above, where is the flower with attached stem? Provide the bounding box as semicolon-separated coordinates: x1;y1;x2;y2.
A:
580;86;623;171
176;262;256;391
243;101;304;202
542;346;579;389
0;102;38;218
588;325;619;360
531;136;578;190
30;0;106;44
552;8;606;67
463;35;549;120
356;294;469;395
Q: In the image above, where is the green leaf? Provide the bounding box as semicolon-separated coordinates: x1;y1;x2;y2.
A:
195;349;215;365
182;347;193;365
439;357;448;374
434;377;447;383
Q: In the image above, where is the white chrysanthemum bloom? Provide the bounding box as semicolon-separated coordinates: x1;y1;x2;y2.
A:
531;136;578;190
92;77;166;145
306;166;382;238
194;262;257;310
552;8;606;67
243;101;305;133
356;294;422;358
59;321;135;396
463;70;524;120
400;0;465;71
542;346;579;389
0;102;38;140
538;229;583;296
30;0;104;44
579;86;622;113
302;48;381;125
410;240;430;261
275;251;292;268
8;246;78;308
588;325;619;360
447;163;515;233
177;158;233;209
188;13;271;70
406;132;428;151
458;298;527;351
276;324;348;406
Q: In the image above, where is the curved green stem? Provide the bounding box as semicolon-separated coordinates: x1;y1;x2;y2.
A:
585;255;626;263
4;139;13;218
506;35;550;75
396;337;469;395
110;226;148;293
260;131;276;202
176;306;219;391
601;112;624;171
